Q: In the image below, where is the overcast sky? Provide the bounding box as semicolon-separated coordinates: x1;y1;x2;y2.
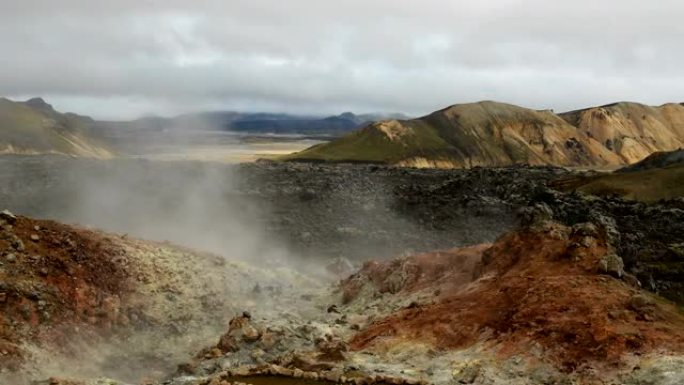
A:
1;0;683;119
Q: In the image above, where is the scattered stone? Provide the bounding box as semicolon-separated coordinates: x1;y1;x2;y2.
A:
599;253;625;278
316;337;348;362
258;331;279;350
628;294;656;321
517;203;553;228
11;237;24;251
30;234;40;242
572;222;598;237
623;273;641;288
5;253;16;263
452;360;482;384
0;210;16;224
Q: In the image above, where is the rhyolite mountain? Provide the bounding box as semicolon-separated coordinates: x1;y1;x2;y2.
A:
284;100;684;168
0;97;114;158
560;102;684;164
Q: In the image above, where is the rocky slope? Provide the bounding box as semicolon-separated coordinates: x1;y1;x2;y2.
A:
0;98;114;158
0;210;324;384
3;168;683;384
340;215;684;385
285;101;684;168
1;157;682;303
95;211;684;385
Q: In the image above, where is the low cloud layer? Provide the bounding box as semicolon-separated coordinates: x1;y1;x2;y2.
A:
2;0;683;119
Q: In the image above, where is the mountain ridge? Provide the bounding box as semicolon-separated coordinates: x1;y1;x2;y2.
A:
0;97;114;158
285;100;684;168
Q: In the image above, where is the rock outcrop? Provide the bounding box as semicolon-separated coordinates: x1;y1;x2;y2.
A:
344;219;684;384
0;211;322;384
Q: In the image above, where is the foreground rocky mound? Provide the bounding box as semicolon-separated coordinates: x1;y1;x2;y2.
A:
0;209;130;371
132;212;684;385
0;98;114;158
0;210;322;384
284;101;684;168
342;213;684;384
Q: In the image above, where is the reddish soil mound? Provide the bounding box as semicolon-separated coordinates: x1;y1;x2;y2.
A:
341;244;489;304
349;223;684;373
0;213;133;369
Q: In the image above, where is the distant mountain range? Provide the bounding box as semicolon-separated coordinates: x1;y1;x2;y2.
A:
3;96;684;169
0;97;114;158
284;100;684;168
0;96;407;157
96;111;409;138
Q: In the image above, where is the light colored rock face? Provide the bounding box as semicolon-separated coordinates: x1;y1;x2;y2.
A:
394;157;461;169
376;120;413;142
560;102;684;164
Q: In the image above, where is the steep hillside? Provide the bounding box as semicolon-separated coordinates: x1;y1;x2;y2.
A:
0;98;114;158
0;210;323;383
285;101;684;168
560;102;684;164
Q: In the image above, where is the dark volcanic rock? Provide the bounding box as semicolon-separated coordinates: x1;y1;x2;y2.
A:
0;155;682;304
527;187;684;304
0;156;567;262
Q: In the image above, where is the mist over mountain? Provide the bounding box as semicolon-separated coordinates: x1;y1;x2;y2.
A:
96;110;409;137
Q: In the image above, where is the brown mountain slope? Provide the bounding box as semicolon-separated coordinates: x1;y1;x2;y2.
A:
0;98;114;158
560;102;684;164
284;101;684;168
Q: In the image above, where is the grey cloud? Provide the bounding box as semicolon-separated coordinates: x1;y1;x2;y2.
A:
1;0;682;119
